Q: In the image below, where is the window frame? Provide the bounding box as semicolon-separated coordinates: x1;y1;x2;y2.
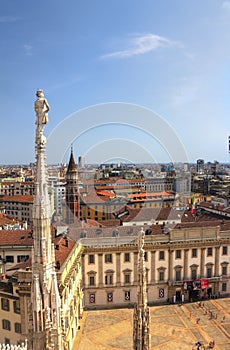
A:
105;254;112;263
124;252;130;262
192;248;197;258
1;298;10;311
13;300;20;314
88;254;95;264
14;322;21;334
2;319;11;331
207;247;213;257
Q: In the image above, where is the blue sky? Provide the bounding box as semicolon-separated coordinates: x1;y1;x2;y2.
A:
1;0;230;165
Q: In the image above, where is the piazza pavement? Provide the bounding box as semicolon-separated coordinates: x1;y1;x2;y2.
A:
73;298;230;350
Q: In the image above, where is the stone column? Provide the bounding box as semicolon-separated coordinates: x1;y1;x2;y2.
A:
214;246;220;277
151;251;156;282
81;254;85;286
134;252;138;284
98;253;103;287
200;248;205;277
116;252;121;286
168;249;173;281
183;249;189;280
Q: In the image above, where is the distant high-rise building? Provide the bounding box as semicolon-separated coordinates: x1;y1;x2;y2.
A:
196;159;204;174
78;155;85;168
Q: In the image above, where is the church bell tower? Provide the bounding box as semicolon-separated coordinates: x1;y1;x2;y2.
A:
65;147;79;224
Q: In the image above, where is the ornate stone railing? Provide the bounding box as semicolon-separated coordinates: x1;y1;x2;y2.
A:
0;340;27;350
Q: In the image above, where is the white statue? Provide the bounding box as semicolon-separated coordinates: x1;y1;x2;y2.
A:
35;89;50;126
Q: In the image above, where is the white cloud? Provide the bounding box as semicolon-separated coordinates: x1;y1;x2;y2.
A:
101;33;179;59
23;44;33;56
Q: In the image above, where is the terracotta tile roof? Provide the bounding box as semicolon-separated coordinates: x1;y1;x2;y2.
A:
97;190;116;198
128;191;173;199
1;230;78;271
6;258;32;272
119;206;184;223
53;236;77;270
84;219;101;227
96;219;121;227
0;195;33;203
0;230;34;245
68;223;162;241
83;178;144;186
80;188;110;204
0;215;23;227
198;201;230;214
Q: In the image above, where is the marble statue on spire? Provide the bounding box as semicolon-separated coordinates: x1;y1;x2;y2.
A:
34;89;50;141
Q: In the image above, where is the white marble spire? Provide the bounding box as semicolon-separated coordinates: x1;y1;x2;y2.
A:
133;228;151;350
31;90;63;350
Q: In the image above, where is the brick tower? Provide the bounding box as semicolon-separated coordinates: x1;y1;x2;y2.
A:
65;147;79;224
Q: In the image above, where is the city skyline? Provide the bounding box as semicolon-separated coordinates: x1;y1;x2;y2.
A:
1;1;230;164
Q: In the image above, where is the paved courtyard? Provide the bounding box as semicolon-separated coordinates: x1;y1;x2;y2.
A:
74;298;230;349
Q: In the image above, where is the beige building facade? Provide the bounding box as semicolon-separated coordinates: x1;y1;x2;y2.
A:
82;224;230;309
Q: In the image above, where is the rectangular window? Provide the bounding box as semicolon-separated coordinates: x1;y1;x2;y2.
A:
88;254;95;264
89;276;95;286
222;266;227;276
207;267;212;278
105;275;113;285
124;274;130;284
175;270;181;281
89;293;95;303
144;252;148;261
222;283;227;292
207;247;212;256
124;253;130;262
14;323;21;333
124;291;130;301
13;300;20;314
159;271;164;281
5;256;14;263
175;250;181;259
1;298;9;311
2;319;11;331
222;246;228;255
159;251;164;260
17;255;29;263
192;249;197;258
191;269;197;280
107;292;113;302
105;254;112;263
